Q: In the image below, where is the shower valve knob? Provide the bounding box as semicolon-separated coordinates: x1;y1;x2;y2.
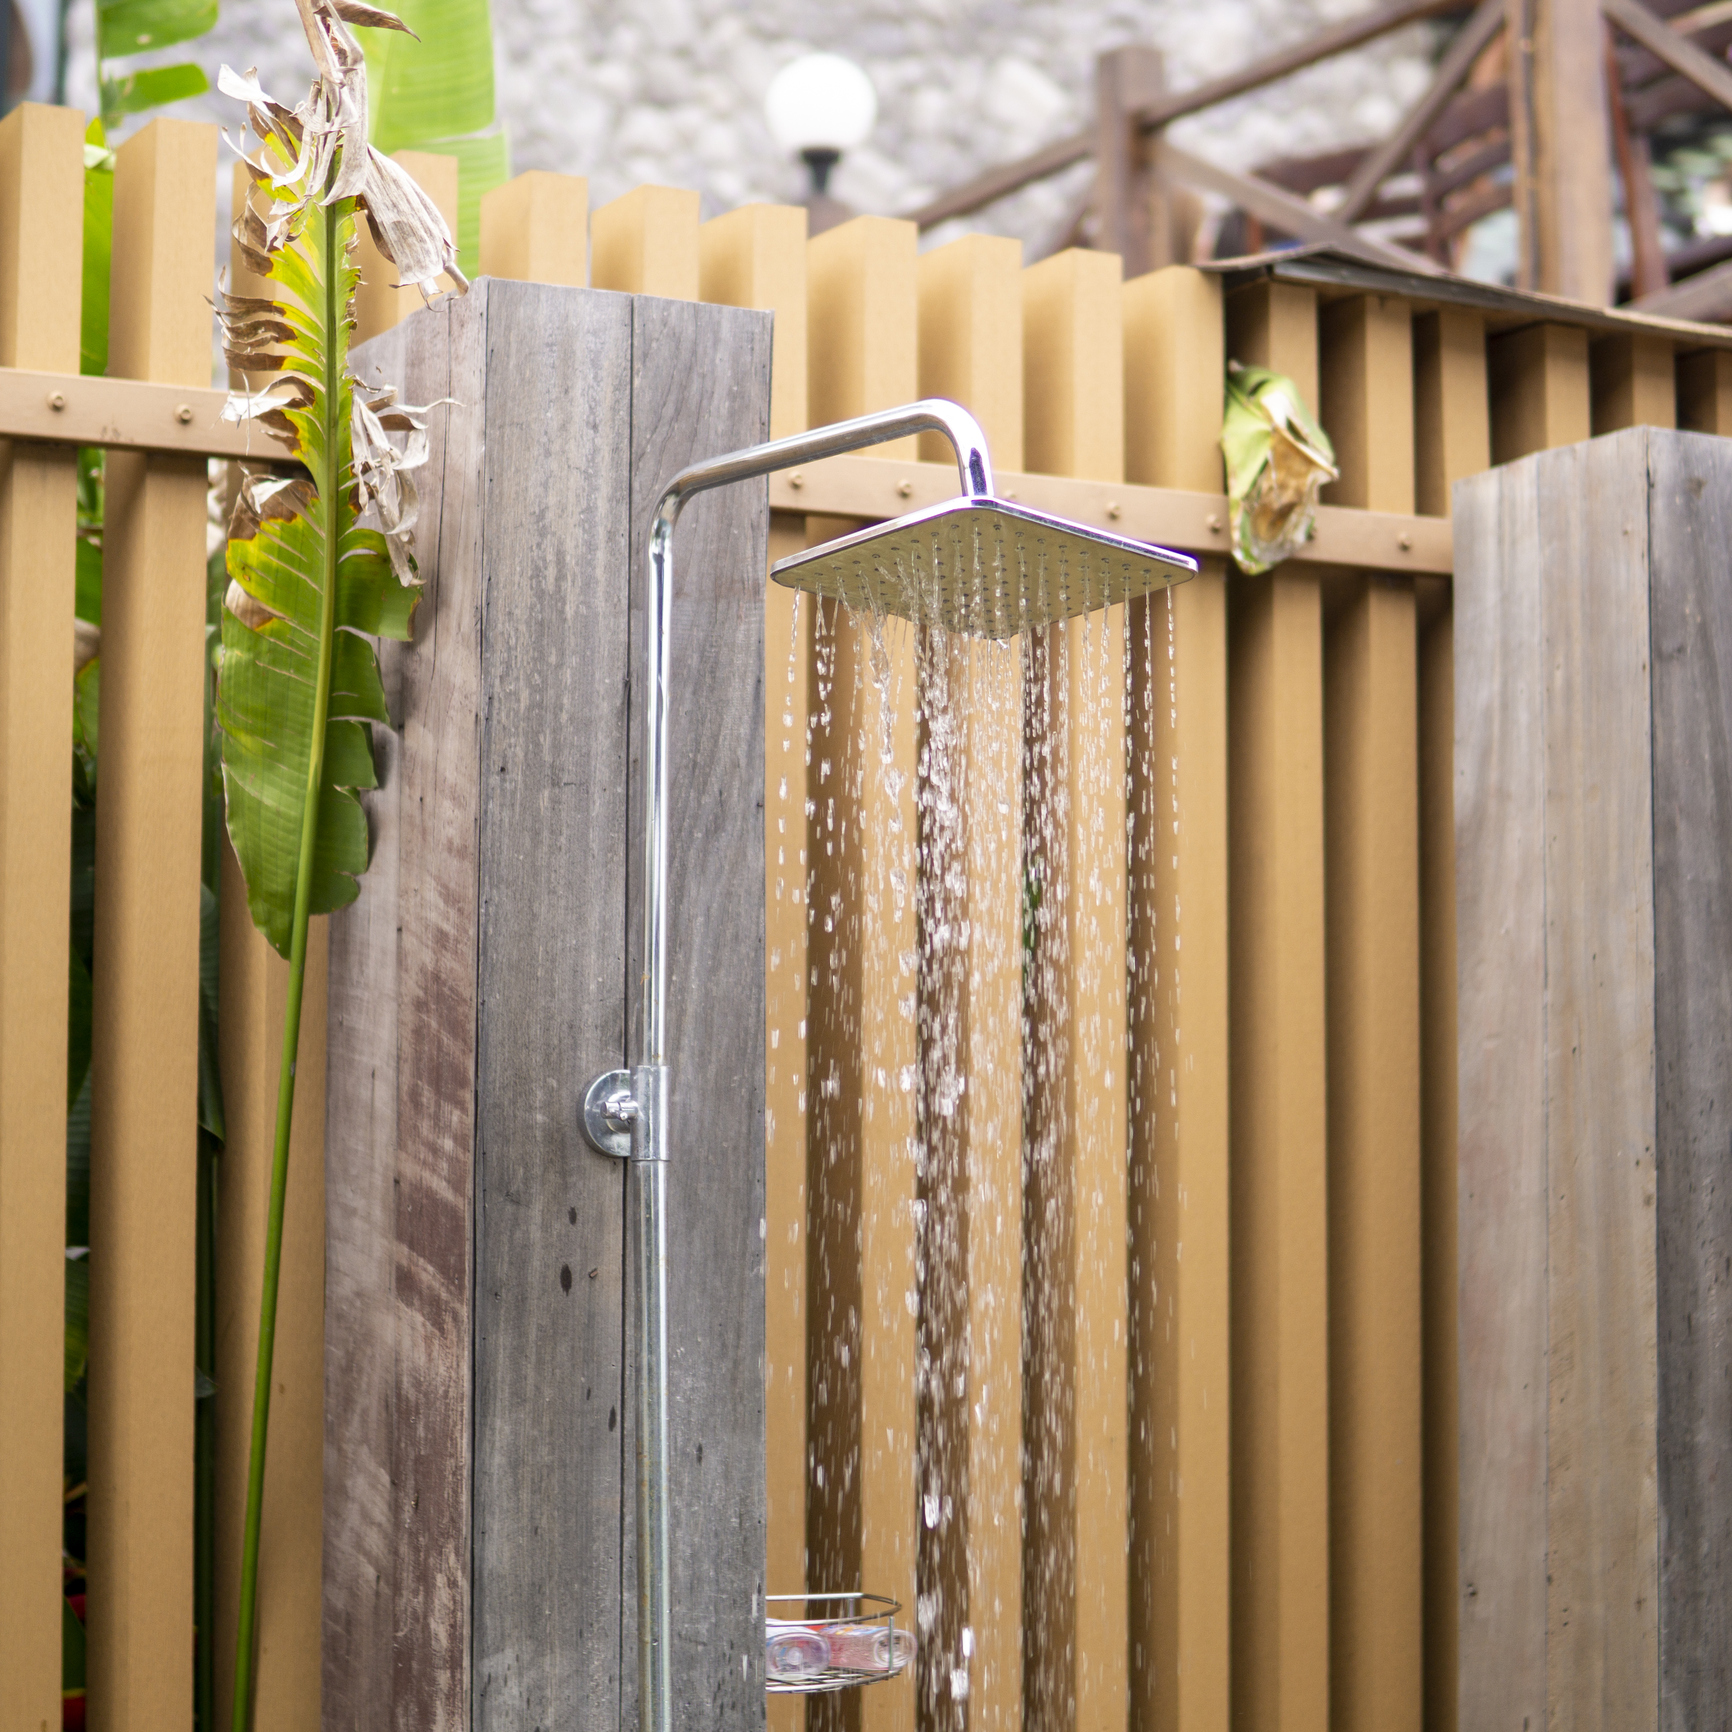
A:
582;1069;638;1160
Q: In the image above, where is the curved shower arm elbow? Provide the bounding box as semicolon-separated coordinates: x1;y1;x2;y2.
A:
652;397;994;542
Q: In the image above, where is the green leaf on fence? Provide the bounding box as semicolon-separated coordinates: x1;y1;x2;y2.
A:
81;122;112;380
358;0;505;276
362;0;495;153
217;194;419;956
101;62;209;119
96;0;217;61
64;1255;89;1392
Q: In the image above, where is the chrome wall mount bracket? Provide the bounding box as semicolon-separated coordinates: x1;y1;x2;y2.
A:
582;1069;637;1160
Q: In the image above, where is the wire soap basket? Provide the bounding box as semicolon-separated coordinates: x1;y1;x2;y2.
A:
765;1593;915;1694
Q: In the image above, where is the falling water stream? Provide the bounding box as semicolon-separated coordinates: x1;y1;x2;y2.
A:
776;560;1183;1731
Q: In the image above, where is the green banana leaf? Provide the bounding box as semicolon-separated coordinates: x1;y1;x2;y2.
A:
80;123;112;381
363;0;494;152
97;0;216;61
102;63;210;118
360;0;507;276
65;1254;89;1391
217;187;418;957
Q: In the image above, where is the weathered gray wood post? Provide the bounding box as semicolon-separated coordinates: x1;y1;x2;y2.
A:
319;279;773;1732
1455;426;1732;1731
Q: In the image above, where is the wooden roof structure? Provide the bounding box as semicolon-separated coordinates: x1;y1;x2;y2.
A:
898;0;1732;322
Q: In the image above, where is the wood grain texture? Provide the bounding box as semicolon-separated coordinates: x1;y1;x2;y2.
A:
323;316;408;1732
1452;458;1549;1732
333;285;770;1732
86;117;216;1732
1319;293;1423;1732
479;171;589;287
1020;246;1130;1732
696;199;809;1732
1538;434;1659;1732
1592;334;1677;435
0;99;83;1732
1121;263;1231;1732
327;294;485;1732
590;185;700;299
1413;309;1488;518
622;292;772;1732
1413;299;1486;1732
1674;349;1732;435
469;283;633;1730
1647;429;1732;1732
1224;278;1330;1732
1488;323;1590;465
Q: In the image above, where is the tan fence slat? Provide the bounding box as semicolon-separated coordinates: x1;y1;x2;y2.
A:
1021;245;1130;1732
1591;332;1677;434
479;170;588;286
1412;306;1487;1732
353;151;459;345
698;199;811;1732
87;116;217;1732
1488;322;1589;463
214;865;326;1732
0;99;85;1732
1122;262;1231;1732
1223;277;1330;1732
1319;293;1423;1732
590;184;700;298
804;213;919;1732
914;230;1024;1732
1676;346;1732;433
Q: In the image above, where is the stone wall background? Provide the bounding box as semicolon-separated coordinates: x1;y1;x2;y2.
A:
65;0;1440;253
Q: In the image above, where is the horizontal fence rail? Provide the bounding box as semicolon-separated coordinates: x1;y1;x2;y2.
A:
4;91;1732;1732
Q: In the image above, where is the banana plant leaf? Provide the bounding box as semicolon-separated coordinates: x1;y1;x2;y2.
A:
217;188;418;956
96;0;216;61
360;0;506;276
80;124;112;381
102;63;209;118
362;0;493;152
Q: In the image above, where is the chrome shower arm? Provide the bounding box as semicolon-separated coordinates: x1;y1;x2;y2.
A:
637;398;991;1069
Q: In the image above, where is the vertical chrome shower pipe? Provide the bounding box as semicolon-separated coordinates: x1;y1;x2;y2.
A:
606;399;993;1732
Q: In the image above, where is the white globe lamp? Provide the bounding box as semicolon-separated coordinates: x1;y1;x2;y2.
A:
764;52;878;199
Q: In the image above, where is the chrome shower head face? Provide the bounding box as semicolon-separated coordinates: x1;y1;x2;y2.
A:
770;495;1197;639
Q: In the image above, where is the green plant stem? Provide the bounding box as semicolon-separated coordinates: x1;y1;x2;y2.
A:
230;193;343;1732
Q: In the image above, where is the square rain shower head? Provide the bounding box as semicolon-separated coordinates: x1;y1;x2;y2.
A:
770;495;1198;640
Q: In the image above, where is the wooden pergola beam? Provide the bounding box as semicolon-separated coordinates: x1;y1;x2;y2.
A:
1160;142;1446;274
907;0;1466;228
1337;0;1505;221
1602;0;1732;112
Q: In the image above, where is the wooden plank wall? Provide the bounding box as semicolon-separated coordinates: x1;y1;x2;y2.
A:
1646;429;1732;1732
328;259;771;1732
1455;424;1732;1732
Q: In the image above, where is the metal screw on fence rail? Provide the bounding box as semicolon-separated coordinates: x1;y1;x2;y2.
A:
579;396;1195;1732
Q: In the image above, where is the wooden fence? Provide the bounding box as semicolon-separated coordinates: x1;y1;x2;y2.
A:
4;91;1732;1732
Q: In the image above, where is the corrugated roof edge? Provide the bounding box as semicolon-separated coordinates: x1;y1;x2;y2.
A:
1198;243;1732;348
